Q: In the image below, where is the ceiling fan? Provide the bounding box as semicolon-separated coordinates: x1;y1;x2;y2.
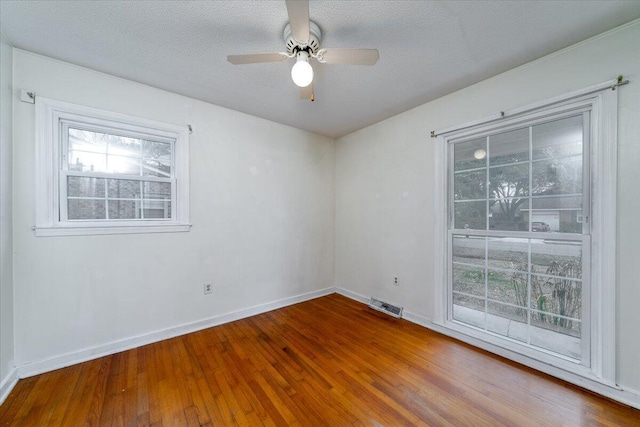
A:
227;0;379;101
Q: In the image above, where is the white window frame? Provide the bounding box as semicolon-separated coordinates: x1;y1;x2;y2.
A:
433;80;618;386
35;97;190;236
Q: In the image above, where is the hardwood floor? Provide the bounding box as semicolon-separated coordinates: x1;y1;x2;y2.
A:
1;294;639;426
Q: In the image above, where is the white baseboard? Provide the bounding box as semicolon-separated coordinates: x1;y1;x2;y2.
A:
18;286;336;379
335;286;640;410
0;367;18;406
335;286;369;304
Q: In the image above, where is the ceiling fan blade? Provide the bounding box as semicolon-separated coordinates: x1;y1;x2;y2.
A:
300;83;314;101
285;0;310;43
318;48;379;65
227;53;289;65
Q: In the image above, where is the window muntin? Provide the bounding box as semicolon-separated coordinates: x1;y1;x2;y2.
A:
448;111;589;363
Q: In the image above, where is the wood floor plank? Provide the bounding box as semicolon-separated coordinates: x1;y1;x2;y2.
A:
2;294;639;426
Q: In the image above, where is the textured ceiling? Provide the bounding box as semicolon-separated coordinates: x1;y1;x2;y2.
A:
1;1;639;138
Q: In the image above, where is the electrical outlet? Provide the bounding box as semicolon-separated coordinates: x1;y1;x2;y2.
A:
394;276;399;286
204;283;213;295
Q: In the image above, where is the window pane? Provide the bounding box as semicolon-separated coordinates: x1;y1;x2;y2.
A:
143;182;171;199
454;137;486;172
487;301;527;343
108;179;141;199
489;163;529;199
487;238;528;271
106;155;140;175
453;293;485;328
530;274;581;320
449;111;587;363
487;269;527;307
143;140;171;159
530;314;581;359
67;176;105;198
452;235;485;266
531;240;582;279
489;198;527;231
68;150;107;173
529;196;582;233
454;170;486;200
108;200;140;219
143;200;171;219
489;128;529;166
532;156;582;196
68;128;107;154
68;199;106;220
142;159;171;177
452;264;485;297
107;134;141;158
532;115;583;160
454;200;486;230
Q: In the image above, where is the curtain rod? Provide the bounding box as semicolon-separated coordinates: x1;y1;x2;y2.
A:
430;76;629;138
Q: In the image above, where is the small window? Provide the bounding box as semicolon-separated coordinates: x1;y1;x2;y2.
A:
36;98;190;236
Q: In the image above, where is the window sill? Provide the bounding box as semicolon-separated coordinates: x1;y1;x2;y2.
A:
34;223;191;237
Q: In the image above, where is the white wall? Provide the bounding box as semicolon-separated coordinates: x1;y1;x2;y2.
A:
12;50;335;368
335;21;640;394
0;31;15;388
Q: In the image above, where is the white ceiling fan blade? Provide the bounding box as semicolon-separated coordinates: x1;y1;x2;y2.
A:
318;48;379;65
227;53;289;65
285;0;310;43
300;83;314;101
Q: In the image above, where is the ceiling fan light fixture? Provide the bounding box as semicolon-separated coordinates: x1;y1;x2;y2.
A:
291;51;313;87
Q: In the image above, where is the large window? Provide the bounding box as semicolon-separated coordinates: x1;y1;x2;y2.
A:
450;112;589;362
35;98;190;236
437;84;619;382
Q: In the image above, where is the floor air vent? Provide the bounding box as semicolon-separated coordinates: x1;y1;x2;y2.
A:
368;297;403;318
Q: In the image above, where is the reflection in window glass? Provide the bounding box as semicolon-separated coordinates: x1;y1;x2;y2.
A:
454;137;487;172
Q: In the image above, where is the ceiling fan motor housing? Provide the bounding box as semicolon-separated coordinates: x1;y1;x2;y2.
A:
284;21;321;54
